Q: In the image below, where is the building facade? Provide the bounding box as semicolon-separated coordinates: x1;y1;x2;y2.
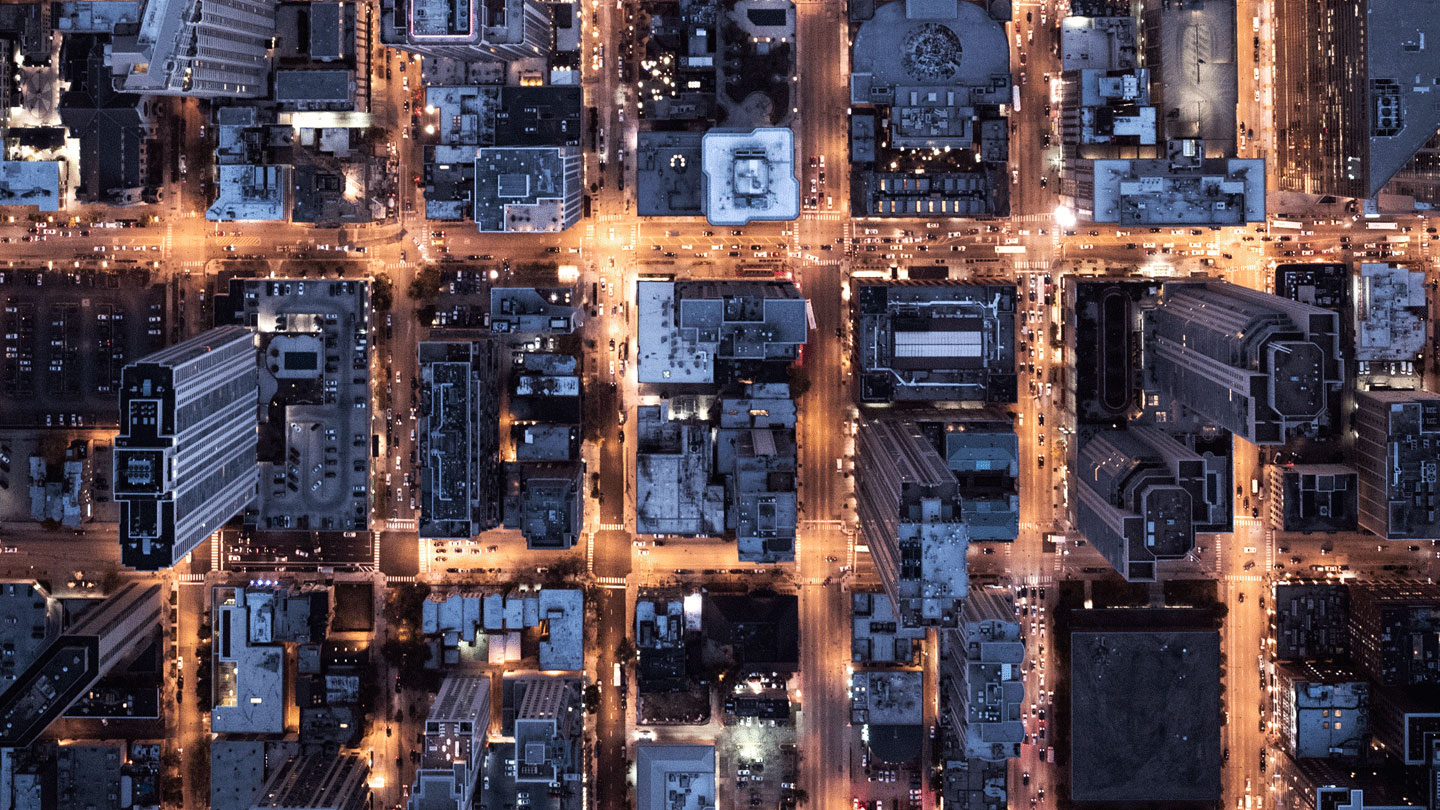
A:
115;326;259;570
1148;281;1343;444
108;0;278;98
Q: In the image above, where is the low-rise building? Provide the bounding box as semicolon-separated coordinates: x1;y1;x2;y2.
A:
0;160;63;212
1269;464;1359;533
635;744;716;810
854;282;1017;404
1075;145;1265;226
636;280;807;385
1354;263;1426;388
635;402;724;537
419;340;502;539
1069;623;1221;803
717;384;798;562
473;146;583;233
851;670;924;765
504;462;583;550
852;591;924;665
212;583;329;735
1276;663;1370;760
490;287;584;336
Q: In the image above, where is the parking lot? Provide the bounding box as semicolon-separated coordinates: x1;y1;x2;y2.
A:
0;269;166;428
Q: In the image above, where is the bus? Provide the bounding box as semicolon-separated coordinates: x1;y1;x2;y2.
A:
1012;85;1022;112
1366;220;1399;230
1270;219;1302;230
996;245;1027;254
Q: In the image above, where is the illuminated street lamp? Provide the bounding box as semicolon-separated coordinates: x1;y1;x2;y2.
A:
1053;205;1077;228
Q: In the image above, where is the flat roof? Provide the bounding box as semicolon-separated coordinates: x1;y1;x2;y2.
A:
701;128;799;225
635;744;716;810
1070;629;1221;802
1365;0;1440;195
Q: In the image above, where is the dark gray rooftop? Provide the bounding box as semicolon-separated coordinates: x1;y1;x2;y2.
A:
1365;1;1440;195
1070;630;1221;803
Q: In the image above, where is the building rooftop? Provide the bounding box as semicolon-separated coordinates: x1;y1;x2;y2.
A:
1355;263;1426;385
1060;15;1138;71
852;669;924;725
0;581;60;698
504;463;582;550
700;128;799;225
635;403;724;536
1274;584;1350;662
856;283;1017;403
851;591;924;665
1364;0;1440;196
473;146;580;232
207;164;290;221
850;0;1010;107
1277;663;1370;760
636;280;807;384
513;425;578;462
1142;0;1237;151
1355;389;1440;541
1069;629;1221;803
636;131;705;217
0;161;63;211
537;588;583;672
635;744;716;810
274;70;355;110
490;287;583;336
1090;150;1265;225
212;587;290;734
852;670;925;763
1274;464;1358;533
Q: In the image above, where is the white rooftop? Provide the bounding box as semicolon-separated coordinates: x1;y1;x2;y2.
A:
207;164;289;221
0;161;62;212
636;744;716;810
701;128;799;226
538;589;583;672
212;595;286;734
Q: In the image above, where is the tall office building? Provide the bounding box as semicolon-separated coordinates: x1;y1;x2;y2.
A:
253;752;369;810
115;326;259;570
856;416;969;628
1074;427;1212;582
0;581;164;746
107;0;278;99
1148;281;1343;444
1274;0;1440;203
409;674;491;810
1347;582;1440;687
379;0;551;63
938;590;1025;762
511;676;582;791
1354;390;1440;541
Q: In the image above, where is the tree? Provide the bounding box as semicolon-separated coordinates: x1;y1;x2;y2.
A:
407;265;444;300
372;273;394;311
583;684;601;714
615;637;636;664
